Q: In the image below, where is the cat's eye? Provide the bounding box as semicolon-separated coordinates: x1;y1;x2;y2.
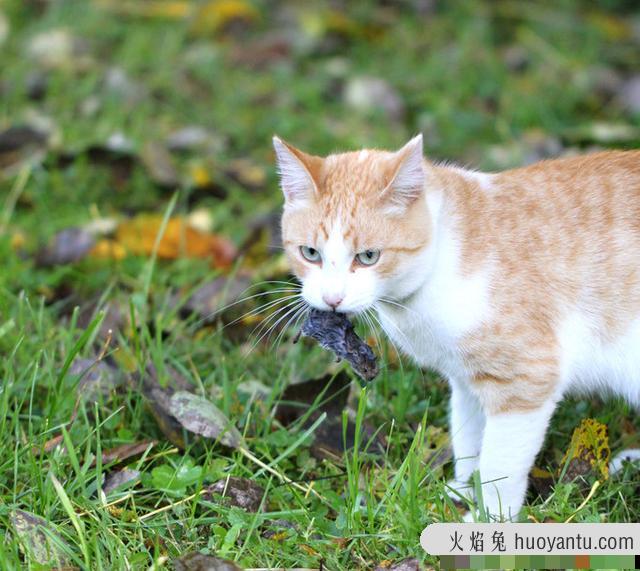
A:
355;249;380;266
300;246;321;263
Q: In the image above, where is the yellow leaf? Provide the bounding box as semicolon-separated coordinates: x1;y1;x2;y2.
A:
189;163;212;187
587;12;631;41
300;544;320;557
115;215;236;267
90;239;127;261
267;531;288;542
191;0;259;35
96;0;191;19
561;418;610;481
10;231;25;250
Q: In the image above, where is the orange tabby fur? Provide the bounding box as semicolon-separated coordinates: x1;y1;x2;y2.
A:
282;146;640;413
275;135;640;520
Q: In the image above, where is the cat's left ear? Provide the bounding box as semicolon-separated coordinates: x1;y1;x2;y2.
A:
272;136;323;208
381;134;425;211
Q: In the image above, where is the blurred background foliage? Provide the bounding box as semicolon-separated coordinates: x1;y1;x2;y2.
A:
1;0;640;568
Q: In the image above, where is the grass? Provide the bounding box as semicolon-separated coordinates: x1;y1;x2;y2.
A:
1;0;640;568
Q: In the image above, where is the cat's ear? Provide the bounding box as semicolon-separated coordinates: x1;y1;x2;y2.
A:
272;136;323;207
381;134;425;212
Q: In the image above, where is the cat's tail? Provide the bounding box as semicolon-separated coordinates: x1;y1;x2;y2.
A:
609;449;640;476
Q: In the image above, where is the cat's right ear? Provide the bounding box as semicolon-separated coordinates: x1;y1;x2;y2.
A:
272;136;322;207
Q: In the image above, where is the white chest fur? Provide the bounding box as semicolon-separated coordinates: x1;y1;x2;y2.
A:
376;228;493;382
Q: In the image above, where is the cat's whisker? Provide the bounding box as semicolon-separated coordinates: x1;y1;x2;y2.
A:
201;293;303;341
191;286;301;329
274;302;309;352
249;293;305;337
379;297;420;316
248;297;303;342
250;279;302;289
362;309;383;351
248;299;307;354
369;306;405;365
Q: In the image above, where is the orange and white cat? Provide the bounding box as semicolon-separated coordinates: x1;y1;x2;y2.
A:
273;133;640;521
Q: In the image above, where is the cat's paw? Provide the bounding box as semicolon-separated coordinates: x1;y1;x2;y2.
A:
446;479;475;504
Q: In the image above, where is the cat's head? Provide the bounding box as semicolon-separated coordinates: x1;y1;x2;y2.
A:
273;135;432;314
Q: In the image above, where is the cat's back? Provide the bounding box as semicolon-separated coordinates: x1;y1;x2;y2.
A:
449;150;640;402
491;150;640;210
458;150;640;264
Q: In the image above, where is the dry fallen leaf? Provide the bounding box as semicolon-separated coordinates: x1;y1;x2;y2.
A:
204;476;265;512
133;363;194;448
169;391;243;448
102;469;141;495
561;418;610;482
190;0;259;36
98;440;155;466
224;158;266;189
10;510;72;567
114;215;237;267
36;228;95;267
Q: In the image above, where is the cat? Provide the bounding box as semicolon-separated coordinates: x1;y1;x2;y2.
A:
273;133;640;522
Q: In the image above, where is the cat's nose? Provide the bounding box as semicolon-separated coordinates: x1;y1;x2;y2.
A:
322;293;344;309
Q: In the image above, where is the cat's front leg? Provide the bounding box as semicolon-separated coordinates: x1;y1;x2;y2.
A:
446;381;485;502
471;399;557;521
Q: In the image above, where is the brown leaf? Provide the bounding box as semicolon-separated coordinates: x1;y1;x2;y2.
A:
102;469;141;495
57;145;136;191
260;518;298;539
33;434;64;456
173;553;243;571
204;476;265;512
239;210;283;259
98;440;155;466
230;34;292;69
